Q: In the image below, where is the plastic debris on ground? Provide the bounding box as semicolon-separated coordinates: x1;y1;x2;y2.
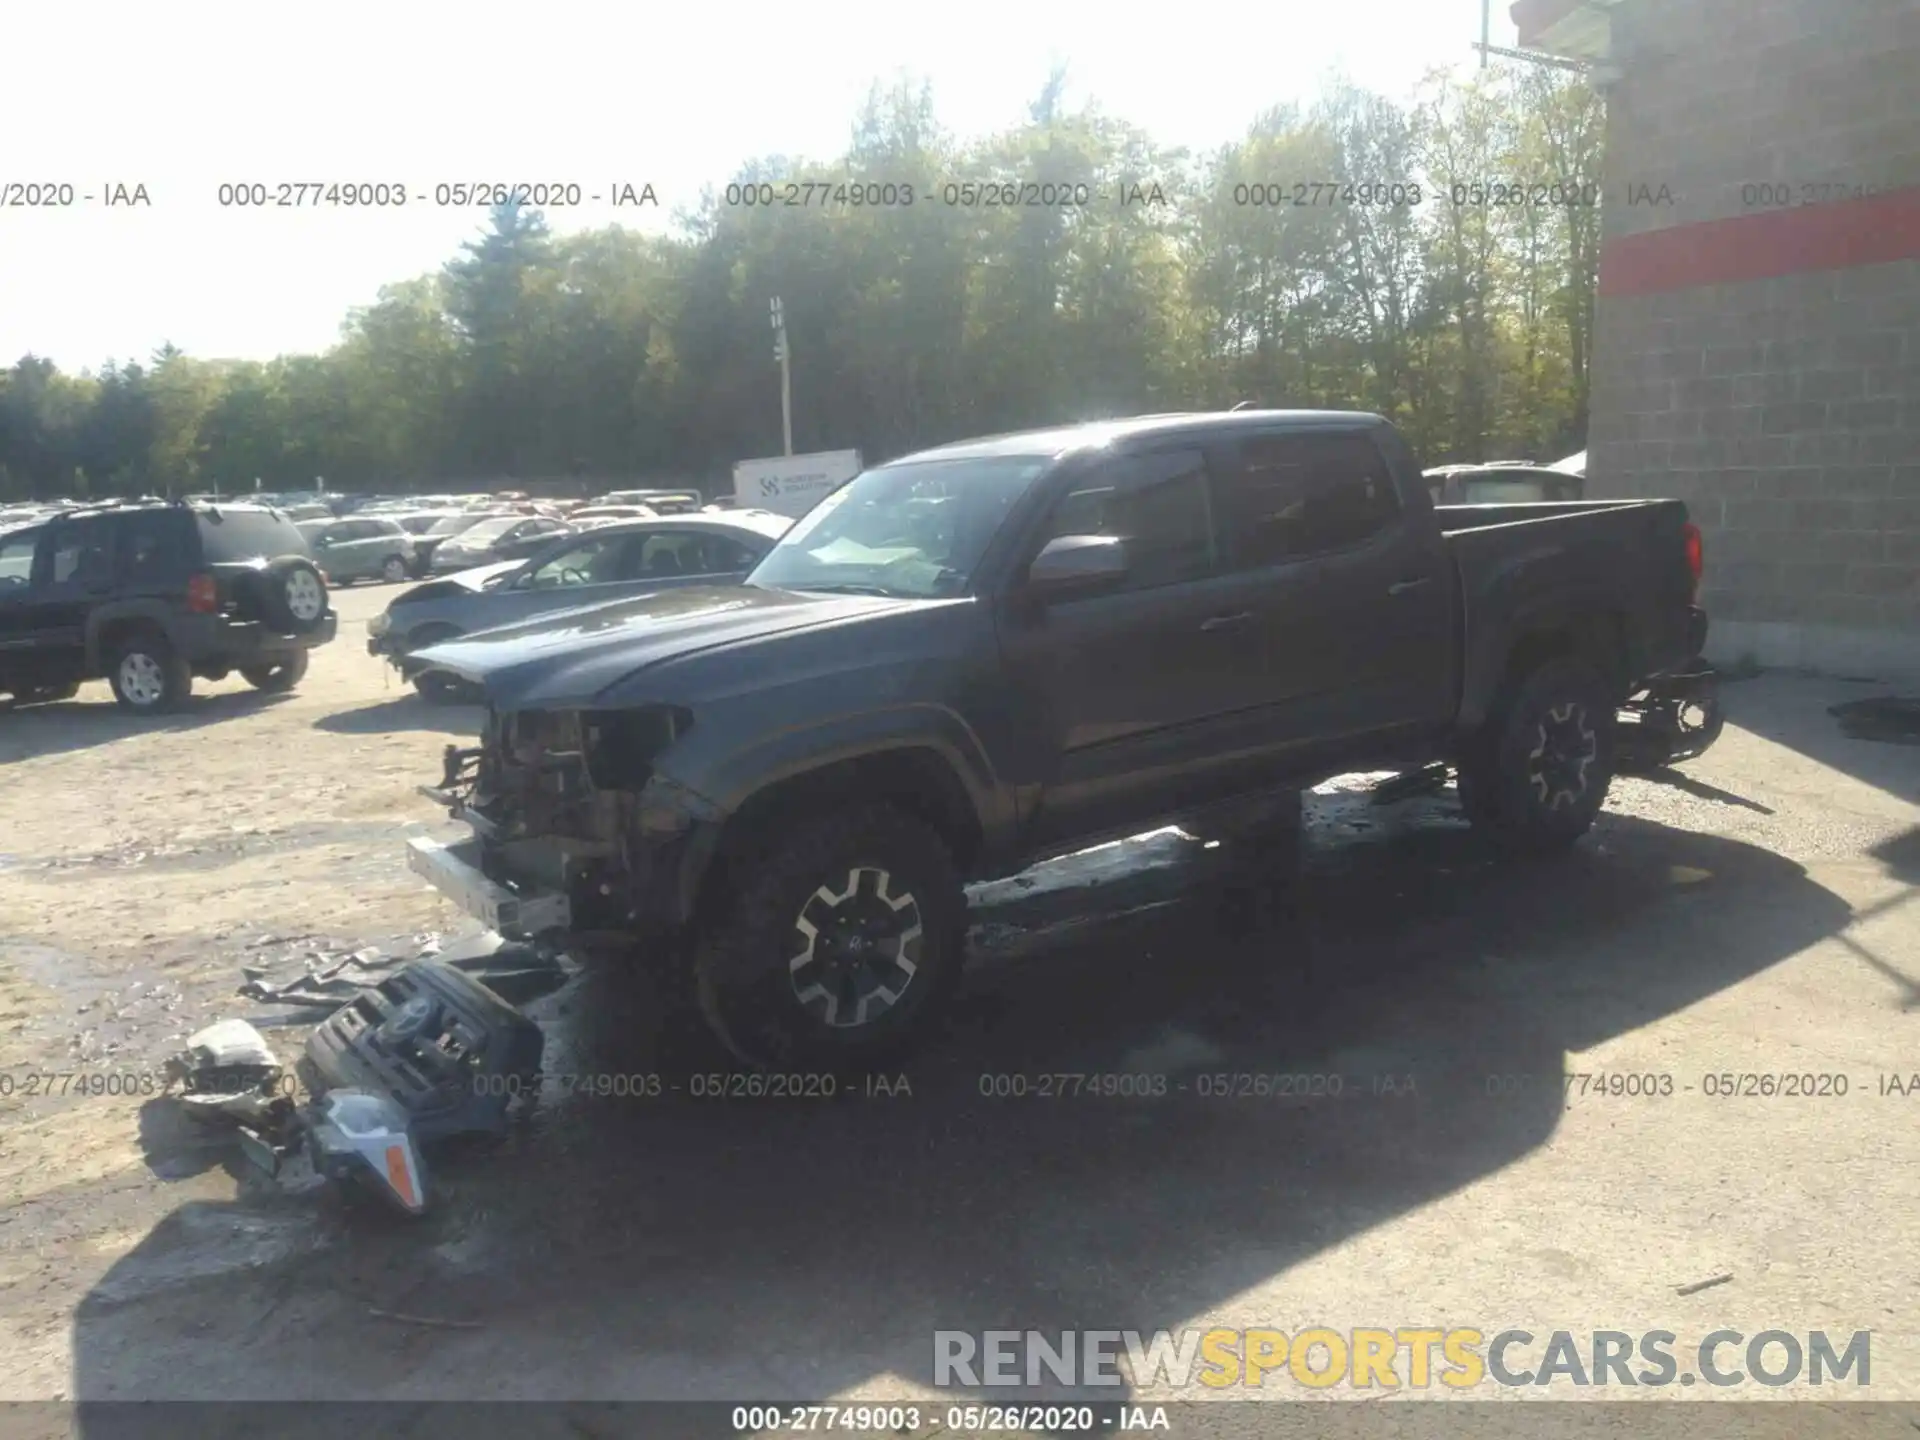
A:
237;938;427;1009
162;1018;291;1128
147;934;573;1216
235;930;570;1009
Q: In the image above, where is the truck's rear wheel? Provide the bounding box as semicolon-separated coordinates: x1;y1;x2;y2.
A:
1458;655;1616;855
694;804;967;1069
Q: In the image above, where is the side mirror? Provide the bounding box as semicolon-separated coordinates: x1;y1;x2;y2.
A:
1026;534;1128;597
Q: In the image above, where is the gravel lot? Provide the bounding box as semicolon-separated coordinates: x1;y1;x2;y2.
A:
1;579;1917;1427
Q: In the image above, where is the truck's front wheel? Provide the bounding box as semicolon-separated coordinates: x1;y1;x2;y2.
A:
694;804;968;1069
1458;655;1617;855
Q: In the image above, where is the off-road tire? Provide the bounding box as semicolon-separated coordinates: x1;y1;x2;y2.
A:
240;650;309;692
1457;655;1616;855
254;556;330;634
107;632;191;714
694;803;968;1070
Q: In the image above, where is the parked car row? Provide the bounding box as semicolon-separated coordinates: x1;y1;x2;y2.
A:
0;495;787;713
295;507;602;586
367;509;791;697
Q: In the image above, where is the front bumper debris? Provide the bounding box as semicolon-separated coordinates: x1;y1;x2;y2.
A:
156;956;557;1218
302;958;545;1145
406;834;572;938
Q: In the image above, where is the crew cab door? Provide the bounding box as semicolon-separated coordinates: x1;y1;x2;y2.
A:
1212;427;1454;768
998;446;1289;848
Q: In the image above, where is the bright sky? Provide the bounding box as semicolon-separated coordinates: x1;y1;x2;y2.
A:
3;0;1518;372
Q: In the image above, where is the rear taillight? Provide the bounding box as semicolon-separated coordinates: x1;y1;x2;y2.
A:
1682;522;1704;602
186;573;219;614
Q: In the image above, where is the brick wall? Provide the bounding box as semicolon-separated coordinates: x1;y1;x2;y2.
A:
1585;0;1920;677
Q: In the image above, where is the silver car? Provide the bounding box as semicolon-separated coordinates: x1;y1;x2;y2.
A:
299;515;419;584
366;511;791;698
427;513;574;574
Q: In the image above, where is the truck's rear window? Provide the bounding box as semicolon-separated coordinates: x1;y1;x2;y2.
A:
195;509;313;562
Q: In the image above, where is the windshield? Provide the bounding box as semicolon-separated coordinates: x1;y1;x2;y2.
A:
448;516;517;545
427;514;486;537
747;455;1052;599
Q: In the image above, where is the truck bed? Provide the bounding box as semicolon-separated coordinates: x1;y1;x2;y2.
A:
1432;498;1667;535
1434;498;1701;733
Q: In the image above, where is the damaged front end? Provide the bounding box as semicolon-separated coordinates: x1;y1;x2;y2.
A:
411;703;715;942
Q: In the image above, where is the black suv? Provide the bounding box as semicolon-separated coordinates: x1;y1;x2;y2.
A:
0;502;337;713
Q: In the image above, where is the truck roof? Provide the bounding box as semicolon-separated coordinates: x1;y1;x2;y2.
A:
896;409;1392;464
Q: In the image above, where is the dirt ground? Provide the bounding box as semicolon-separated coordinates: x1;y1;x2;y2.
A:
1;579;1918;1431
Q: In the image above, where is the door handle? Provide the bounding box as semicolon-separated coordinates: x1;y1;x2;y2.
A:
1200;611;1255;632
1388;578;1432;596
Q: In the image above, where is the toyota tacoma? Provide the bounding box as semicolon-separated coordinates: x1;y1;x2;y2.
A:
405;410;1709;1067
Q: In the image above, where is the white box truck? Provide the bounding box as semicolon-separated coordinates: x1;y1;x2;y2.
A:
732;450;863;519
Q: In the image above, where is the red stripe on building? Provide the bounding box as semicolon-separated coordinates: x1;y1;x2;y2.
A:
1598;186;1920;297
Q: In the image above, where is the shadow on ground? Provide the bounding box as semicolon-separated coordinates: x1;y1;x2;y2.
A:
0;691;292;764
310;695;484;736
69;788;1853;1430
1869;825;1920;885
1727;674;1920;801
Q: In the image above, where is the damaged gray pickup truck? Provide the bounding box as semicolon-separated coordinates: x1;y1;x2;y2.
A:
407;409;1710;1068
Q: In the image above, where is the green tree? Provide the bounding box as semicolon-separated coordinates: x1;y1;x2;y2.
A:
443;201;555;476
3;65;1604;496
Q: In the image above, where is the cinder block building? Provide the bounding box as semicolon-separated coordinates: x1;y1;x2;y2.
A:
1513;0;1920;677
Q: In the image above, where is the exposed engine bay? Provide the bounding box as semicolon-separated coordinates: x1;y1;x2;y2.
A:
419;704;701;937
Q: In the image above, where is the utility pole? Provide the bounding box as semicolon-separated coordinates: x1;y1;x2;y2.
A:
770;296;793;456
1480;0;1490;68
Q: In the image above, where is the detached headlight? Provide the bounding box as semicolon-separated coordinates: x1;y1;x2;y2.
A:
368;613;391;637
